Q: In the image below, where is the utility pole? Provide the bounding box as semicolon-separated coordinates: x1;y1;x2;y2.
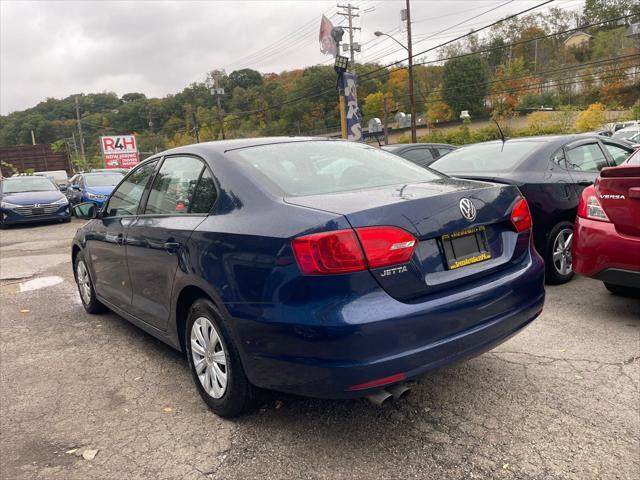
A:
214;75;226;140
337;3;361;72
74;96;86;162
405;0;417;143
191;111;200;143
148;110;159;153
383;93;389;145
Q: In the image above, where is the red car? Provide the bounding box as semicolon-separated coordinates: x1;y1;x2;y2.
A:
572;149;640;296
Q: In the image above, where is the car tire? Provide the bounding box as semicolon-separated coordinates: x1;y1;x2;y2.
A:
185;299;254;417
74;252;106;314
603;282;640;297
545;221;575;285
63;217;72;223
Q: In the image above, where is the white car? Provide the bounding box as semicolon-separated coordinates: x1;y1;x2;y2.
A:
612;126;640;144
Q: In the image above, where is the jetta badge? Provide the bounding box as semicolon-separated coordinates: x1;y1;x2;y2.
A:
459;198;476;221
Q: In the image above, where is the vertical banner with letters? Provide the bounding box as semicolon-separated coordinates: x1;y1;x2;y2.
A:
341;73;363;142
100;135;139;169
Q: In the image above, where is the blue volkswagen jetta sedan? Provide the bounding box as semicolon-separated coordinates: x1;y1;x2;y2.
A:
71;138;545;417
1;175;71;227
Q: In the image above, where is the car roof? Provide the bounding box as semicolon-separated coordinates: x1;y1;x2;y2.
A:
83;171;124;176
381;143;455;152
157;137;328;157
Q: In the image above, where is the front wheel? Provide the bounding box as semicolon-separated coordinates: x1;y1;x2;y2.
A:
545;221;574;285
74;253;106;314
185;299;254;417
604;282;640;297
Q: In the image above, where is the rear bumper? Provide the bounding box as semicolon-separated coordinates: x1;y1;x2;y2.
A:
573;216;640;285
230;249;545;399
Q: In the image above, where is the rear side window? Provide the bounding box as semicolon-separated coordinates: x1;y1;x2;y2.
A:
436;147;453;157
231;141;441;196
145;156;215;215
565;143;608;172
602;143;632;166
401;148;434;166
627;150;640;165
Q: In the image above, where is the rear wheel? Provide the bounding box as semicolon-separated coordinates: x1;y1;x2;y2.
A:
604;282;640;297
185;299;254;417
545;221;574;285
74;253;106;314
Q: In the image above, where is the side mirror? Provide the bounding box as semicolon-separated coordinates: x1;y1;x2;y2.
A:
72;184;80;190
72;202;98;219
59;185;68;192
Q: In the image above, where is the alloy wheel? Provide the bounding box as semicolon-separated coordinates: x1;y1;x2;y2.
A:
190;317;228;399
552;228;573;276
76;260;92;305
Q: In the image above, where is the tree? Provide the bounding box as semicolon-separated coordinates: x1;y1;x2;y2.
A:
121;92;147;103
575;103;606;131
227;69;263;91
489;58;533;119
583;0;640;27
362;92;385;120
442;56;489;116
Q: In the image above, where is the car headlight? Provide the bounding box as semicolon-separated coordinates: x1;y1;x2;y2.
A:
0;201;19;209
53;197;69;205
86;192;106;200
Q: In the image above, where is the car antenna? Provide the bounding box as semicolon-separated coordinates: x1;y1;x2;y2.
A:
493;118;507;151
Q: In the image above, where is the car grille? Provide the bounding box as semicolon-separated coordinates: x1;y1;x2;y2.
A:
14;204;60;216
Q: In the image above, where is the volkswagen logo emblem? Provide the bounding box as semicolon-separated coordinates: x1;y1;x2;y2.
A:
459;198;476;221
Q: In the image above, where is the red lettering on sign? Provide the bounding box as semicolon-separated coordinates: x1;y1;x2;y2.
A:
123;137;136;149
103;138;115;150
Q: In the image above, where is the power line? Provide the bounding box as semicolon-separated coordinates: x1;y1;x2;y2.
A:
166;11;639;136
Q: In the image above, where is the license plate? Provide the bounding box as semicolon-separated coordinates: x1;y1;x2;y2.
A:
441;226;491;270
31;207;45;215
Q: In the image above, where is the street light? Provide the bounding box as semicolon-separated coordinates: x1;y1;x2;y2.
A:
374;28;417;143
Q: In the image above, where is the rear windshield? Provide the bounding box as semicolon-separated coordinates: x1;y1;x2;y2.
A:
231;141;441;196
613;129;640;140
429;141;543;173
84;173;123;187
1;176;57;194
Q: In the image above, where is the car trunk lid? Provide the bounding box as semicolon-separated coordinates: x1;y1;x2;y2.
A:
597;165;640;237
286;178;528;302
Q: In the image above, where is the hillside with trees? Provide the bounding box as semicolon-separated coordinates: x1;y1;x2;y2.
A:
0;1;638;169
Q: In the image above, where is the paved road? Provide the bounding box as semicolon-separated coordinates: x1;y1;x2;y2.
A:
1;220;638;480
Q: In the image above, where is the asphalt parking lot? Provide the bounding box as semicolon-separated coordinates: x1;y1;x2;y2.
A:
0;219;638;480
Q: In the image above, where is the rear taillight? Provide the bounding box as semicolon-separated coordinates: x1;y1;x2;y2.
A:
292;226;416;275
577;185;609;222
355;226;416;269
292;230;366;275
510;197;532;232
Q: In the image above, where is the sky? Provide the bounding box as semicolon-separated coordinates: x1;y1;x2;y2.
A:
0;0;584;115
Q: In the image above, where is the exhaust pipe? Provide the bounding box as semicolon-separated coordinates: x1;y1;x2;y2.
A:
386;383;412;400
365;389;393;406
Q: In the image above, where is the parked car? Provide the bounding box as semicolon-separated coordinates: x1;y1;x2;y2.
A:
33;170;70;190
429;135;635;284
67;171;124;208
612;126;640;143
572;149;640;296
381;143;456;168
71;138;545;417
1;175;71;227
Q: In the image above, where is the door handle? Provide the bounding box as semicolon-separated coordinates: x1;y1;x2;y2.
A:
164;241;181;253
629;187;640;199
